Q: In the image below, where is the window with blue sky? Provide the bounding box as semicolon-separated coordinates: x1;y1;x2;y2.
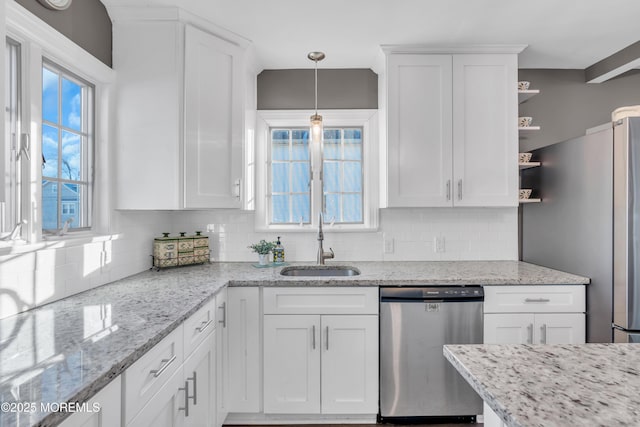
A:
41;62;93;231
269;127;363;225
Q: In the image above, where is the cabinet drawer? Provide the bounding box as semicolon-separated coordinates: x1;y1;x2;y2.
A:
123;326;184;425
184;298;216;356
263;287;378;315
484;285;585;313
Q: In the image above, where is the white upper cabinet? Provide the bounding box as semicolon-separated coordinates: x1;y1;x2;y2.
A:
385;48;521;207
452;54;518;206
184;26;243;208
387;54;453;207
112;10;245;209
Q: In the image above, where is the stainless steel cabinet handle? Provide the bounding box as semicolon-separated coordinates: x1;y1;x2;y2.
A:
149;355;176;378
446;180;451;201
218;302;226;328
312;325;316;350
524;298;551;303
196;319;212;333
527;324;533;344
234;179;241;200
179;381;190;417
541;324;547;344
326;326;329;351
187;371;197;405
458;179;462;200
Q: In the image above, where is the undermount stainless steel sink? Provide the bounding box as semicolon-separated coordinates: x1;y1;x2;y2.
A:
280;265;361;277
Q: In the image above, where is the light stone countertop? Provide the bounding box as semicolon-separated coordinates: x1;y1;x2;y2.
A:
0;261;588;426
444;344;640;427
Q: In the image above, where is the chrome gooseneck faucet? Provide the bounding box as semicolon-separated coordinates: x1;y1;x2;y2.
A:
317;212;335;265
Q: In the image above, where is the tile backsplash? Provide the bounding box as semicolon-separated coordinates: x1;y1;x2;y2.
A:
173;207;518;262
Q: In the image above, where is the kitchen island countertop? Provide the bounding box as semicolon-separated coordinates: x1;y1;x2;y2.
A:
0;260;588;426
444;343;640;427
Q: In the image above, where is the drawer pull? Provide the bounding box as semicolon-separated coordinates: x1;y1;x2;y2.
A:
179;380;190;417
196;319;213;333
524;298;551;303
312;325;316;350
149;355;176;378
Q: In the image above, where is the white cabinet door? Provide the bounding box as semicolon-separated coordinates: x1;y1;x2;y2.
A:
263;315;321;414
484;313;533;344
184;25;243;208
321;315;378;414
127;367;186;427
534;313;585;344
215;289;229;425
113;20;183;209
452;54;518;207
227;287;261;413
184;331;216;427
59;376;122;427
387;54;453;207
485;313;586;344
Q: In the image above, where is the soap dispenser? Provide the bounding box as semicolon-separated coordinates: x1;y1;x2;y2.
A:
273;236;285;263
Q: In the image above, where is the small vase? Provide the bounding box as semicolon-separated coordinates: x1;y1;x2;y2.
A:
258;254;269;265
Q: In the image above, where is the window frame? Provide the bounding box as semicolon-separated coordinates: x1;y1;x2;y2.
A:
2;37;24;239
255;110;379;232
4;1;114;244
41;60;95;233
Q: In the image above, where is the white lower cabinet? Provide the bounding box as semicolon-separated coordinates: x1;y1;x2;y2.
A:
124;293;225;427
184;331;217;427
320;315;379;414
128;366;187;427
263;315;321;414
227;287;261;413
215;288;229;426
59;376;122;427
261;287;379;417
484;312;585;344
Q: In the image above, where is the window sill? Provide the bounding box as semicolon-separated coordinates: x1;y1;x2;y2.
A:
0;233;123;256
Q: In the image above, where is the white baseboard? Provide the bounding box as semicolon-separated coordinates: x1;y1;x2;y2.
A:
224;412;378;425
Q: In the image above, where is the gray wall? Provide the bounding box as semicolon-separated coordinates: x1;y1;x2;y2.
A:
14;0;112;67
518;69;640;151
257;69;378;110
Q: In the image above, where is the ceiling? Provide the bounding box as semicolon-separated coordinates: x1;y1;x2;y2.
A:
101;0;640;71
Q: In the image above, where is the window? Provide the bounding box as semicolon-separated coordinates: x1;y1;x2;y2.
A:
270;129;311;224
269;127;363;225
322;128;363;223
41;62;93;232
256;110;378;231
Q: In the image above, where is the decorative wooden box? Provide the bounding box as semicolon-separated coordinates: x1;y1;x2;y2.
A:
153;232;210;269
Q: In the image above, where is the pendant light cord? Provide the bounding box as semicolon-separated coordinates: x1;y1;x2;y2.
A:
314;60;318;115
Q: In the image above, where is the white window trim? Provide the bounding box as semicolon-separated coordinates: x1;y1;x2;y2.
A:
255;109;379;232
4;0;115;246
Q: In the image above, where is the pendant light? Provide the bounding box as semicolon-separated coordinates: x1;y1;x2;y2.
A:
308;51;325;144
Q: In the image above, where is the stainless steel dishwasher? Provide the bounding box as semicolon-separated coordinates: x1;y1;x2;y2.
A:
379;286;483;423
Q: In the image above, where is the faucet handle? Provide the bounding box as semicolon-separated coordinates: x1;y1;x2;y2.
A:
328;248;335;259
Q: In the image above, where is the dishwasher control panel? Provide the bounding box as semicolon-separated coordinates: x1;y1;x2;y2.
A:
380;286;484;302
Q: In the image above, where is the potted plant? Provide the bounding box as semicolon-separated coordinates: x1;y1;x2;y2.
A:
248;239;276;265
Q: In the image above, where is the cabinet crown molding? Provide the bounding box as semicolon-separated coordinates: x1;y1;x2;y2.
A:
381;44;528;55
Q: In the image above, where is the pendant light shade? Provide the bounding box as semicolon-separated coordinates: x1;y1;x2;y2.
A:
308;51;325;144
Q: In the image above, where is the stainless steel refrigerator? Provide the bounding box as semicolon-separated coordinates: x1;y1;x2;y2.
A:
521;115;640;343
